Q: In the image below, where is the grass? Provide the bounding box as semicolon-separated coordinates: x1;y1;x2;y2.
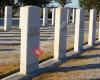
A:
0;28;20;33
32;69;100;80
0;46;74;79
0;29;4;32
0;35;98;79
0;44;85;79
0;64;19;79
33;42;100;80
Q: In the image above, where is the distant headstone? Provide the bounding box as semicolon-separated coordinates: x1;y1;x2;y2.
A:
72;9;76;23
43;8;48;26
52;8;55;25
99;12;100;40
67;8;70;24
88;9;97;46
4;6;12;30
54;7;67;60
74;9;85;52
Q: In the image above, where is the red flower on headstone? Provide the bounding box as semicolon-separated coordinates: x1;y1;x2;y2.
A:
32;48;44;58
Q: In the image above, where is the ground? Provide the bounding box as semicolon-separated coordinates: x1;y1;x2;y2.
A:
0;21;99;79
33;42;100;80
0;45;20;78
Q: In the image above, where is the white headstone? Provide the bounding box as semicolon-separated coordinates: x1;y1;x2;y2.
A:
72;9;76;23
88;9;97;46
54;7;67;60
4;6;12;30
43;8;48;26
19;7;22;29
20;6;40;75
67;8;70;24
99;12;100;41
52;8;55;25
74;9;85;52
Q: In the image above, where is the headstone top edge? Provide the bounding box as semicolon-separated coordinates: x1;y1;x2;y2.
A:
20;6;40;9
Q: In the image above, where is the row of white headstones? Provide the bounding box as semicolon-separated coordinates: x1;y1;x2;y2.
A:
4;6;76;30
42;7;76;26
3;6;100;75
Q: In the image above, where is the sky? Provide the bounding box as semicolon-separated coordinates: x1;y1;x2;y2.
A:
66;0;79;8
72;0;79;5
47;0;80;8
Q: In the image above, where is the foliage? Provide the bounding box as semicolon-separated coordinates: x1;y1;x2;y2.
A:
0;0;12;17
22;0;50;7
79;0;100;12
56;0;72;7
0;0;20;17
0;0;50;17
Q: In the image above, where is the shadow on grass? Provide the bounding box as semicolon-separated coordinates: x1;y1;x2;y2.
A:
0;69;19;79
20;42;100;80
1;42;100;79
20;60;100;80
0;49;17;51
75;54;100;59
47;63;100;73
90;78;100;80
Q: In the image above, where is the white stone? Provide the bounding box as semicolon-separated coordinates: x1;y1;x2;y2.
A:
43;8;48;26
4;6;12;30
67;8;70;24
52;8;55;25
88;9;97;46
74;9;85;52
72;9;76;23
99;12;100;41
54;7;67;60
19;7;22;29
20;6;40;75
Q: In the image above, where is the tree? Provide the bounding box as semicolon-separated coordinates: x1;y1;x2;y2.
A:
0;0;14;17
79;0;100;12
56;0;72;7
22;0;50;7
0;0;50;17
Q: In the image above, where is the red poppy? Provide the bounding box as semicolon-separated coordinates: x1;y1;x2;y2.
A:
32;48;44;58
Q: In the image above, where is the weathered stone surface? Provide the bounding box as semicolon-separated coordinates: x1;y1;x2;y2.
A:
4;6;12;30
43;8;48;26
72;9;76;23
52;8;55;25
54;7;67;60
74;9;85;52
20;6;40;75
88;9;97;46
